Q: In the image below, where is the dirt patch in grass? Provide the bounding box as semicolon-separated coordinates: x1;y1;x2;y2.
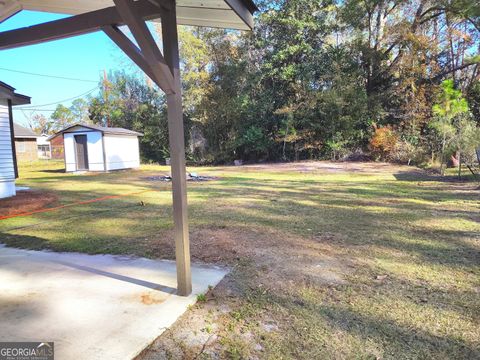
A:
138;226;351;360
232;161;410;174
0;191;58;217
149;226;349;289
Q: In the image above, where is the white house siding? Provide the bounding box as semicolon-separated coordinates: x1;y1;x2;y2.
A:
0;99;15;198
37;135;51;159
104;135;140;171
64;127;105;172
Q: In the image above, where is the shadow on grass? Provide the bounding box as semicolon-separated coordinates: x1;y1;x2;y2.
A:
394;170;479;183
41;168;66;174
2;172;479;270
251;281;480;359
0;232;52;250
318;303;479;358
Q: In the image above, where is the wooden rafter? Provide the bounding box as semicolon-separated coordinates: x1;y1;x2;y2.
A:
146;0;173;11
112;0;175;93
224;0;254;30
102;25;159;86
0;0;161;50
0;0;22;24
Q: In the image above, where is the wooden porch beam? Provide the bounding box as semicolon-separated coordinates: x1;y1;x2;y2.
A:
224;0;254;30
108;0;191;295
147;0;173;11
0;0;161;51
113;0;175;94
102;25;160;88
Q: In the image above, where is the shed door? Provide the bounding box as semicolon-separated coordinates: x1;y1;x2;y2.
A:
74;135;89;171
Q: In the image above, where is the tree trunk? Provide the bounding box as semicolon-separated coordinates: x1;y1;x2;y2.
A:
440;135;446;176
446;15;457;85
458;151;461;179
282;122;288;161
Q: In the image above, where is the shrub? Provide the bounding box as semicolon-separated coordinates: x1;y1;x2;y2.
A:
369;126;398;160
342;148;372;162
391;139;426;165
325;134;348;161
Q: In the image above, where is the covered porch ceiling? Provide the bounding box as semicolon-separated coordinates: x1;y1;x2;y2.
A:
0;0;257;30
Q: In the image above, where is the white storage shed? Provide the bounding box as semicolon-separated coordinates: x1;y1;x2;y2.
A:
49;124;143;172
0;81;30;198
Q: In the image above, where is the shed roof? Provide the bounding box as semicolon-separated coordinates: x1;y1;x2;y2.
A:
14;122;39;138
0;81;31;105
1;0;258;30
48;123;143;140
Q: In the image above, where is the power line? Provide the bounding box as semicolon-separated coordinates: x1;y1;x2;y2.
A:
12;108;57;112
16;86;100;109
0;66;98;83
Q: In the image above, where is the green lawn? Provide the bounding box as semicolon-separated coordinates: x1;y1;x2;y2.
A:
1;160;479;359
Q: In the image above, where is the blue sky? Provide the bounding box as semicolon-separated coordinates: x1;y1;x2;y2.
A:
0;11;133;126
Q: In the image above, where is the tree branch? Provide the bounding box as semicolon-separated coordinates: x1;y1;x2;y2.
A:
423;61;480;84
467;17;480;33
420;12;444;25
420;6;446;19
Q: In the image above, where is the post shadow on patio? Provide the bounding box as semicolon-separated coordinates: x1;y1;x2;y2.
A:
0;0;258;296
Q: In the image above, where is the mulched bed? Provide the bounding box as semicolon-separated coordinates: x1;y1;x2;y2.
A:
0;190;58;217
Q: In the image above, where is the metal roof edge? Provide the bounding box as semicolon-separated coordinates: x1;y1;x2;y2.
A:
48;123;143;139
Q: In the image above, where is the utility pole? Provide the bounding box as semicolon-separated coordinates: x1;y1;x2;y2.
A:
103;69;110;127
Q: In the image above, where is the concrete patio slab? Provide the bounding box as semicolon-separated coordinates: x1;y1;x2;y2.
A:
0;245;228;360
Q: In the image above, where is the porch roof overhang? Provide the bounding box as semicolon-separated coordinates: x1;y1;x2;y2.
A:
0;0;257;297
0;0;257;30
0;81;31;105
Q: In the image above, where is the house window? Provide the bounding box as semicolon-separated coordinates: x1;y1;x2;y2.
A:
16;141;26;153
38;144;50;158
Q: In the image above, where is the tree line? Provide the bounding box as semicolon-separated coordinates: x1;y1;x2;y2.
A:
31;0;480;172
